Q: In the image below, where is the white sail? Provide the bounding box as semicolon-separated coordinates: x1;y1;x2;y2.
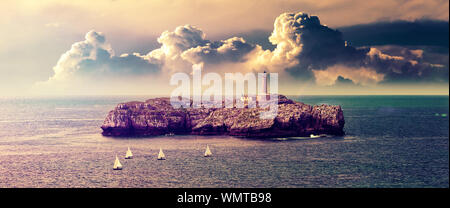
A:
310;134;320;138
113;155;122;170
157;148;166;160
204;145;212;157
125;147;133;159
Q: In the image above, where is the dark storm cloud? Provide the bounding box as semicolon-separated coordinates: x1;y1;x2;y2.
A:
46;12;449;87
236;29;275;51
334;76;358;86
257;13;449;84
288;18;369;72
338;20;449;48
77;52;160;76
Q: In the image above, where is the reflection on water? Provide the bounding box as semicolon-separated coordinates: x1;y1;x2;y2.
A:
0;96;448;187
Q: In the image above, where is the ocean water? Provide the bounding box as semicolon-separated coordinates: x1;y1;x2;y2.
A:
0;95;448;188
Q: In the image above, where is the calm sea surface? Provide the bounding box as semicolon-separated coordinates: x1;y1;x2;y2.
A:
0;95;448;187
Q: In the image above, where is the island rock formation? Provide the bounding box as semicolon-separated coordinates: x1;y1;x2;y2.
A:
101;95;345;138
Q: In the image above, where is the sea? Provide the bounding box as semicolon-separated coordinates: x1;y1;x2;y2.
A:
0;95;448;188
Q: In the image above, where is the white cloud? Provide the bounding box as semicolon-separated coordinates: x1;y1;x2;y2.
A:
367;48;404;61
312;65;385;86
36;12;447;95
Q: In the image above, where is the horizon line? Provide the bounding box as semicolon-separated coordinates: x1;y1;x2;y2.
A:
1;93;449;98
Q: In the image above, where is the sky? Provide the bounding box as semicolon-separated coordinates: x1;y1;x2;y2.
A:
0;0;448;96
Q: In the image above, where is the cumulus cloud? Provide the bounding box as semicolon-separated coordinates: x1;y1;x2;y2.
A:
140;25;258;74
338;20;449;48
246;12;370;75
312;65;384;86
249;12;448;84
363;46;448;83
334;76;358;86
182;37;256;65
149;25;208;61
48;30;159;82
39;11;448;95
38;25;259;94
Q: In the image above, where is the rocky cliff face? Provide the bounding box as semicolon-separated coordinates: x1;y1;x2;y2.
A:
101;95;345;137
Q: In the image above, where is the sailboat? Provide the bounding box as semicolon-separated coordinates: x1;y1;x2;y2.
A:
157;148;166;160
113;155;123;170
310;134;321;138
204;145;212;157
125;147;133;159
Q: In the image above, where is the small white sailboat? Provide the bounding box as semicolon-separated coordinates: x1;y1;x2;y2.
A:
157;148;166;160
113;155;123;170
204;145;212;157
125;147;133;159
310;134;321;138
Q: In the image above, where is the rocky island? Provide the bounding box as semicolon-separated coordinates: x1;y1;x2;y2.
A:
101;95;345;138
